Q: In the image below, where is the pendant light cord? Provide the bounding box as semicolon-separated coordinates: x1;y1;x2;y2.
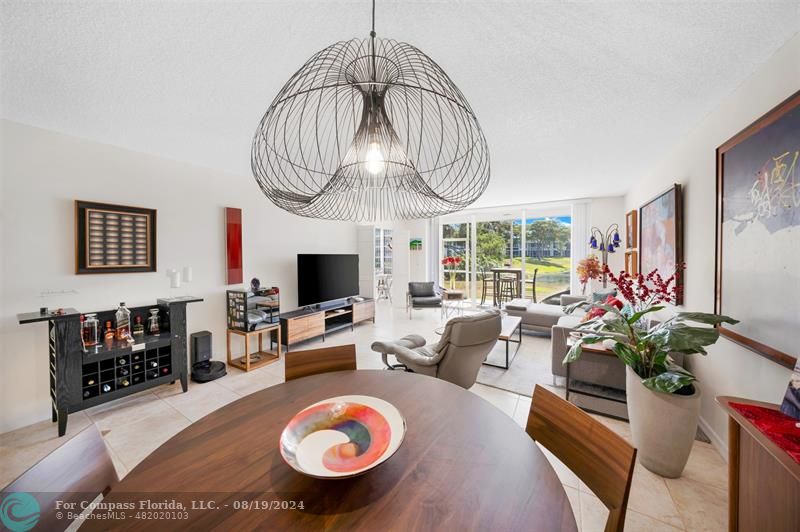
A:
371;0;376;37
370;0;377;82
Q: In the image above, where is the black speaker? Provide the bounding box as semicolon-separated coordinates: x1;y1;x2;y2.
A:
190;331;226;382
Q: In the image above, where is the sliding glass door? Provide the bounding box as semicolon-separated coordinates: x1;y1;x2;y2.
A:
440;209;572;304
523;216;571;302
441;222;470;294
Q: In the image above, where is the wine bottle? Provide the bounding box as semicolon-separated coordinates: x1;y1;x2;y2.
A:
147;371;158;379
161;367;169;374
118;357;127;365
86;378;96;386
83;389;91;398
118;368;129;376
102;383;112;393
120;378;130;387
150;361;158;368
133;364;141;371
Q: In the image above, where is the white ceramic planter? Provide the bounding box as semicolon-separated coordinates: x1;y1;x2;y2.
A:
625;366;701;478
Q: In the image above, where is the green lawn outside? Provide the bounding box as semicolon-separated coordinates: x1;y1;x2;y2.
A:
510;256;570;274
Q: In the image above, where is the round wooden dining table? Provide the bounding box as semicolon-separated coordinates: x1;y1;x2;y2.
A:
84;370;577;531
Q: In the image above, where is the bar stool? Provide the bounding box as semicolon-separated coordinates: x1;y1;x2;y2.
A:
497;276;517;305
479;267;493;306
525;268;539;303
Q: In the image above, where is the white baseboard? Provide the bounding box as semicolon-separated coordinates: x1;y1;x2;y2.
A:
698;415;728;461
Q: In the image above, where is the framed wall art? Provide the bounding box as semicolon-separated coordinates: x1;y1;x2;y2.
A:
624;250;638;275
225;207;243;284
75;200;157;274
625;210;638;249
639;184;683;304
716;90;800;369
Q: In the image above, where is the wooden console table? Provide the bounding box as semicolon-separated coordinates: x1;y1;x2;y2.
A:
280;298;375;351
717;396;800;531
227;324;281;372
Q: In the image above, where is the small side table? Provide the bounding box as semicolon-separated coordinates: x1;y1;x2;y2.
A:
227;324;281;372
441;289;465;318
564;337;627;418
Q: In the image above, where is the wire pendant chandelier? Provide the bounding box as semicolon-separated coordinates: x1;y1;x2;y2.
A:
251;0;490;222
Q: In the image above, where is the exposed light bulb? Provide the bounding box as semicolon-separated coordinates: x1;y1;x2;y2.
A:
364;141;386;175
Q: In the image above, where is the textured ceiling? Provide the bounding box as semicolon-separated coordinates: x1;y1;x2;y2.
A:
2;1;798;208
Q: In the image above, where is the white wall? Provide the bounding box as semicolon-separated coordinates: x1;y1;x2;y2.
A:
624;33;800;453
0;120;358;433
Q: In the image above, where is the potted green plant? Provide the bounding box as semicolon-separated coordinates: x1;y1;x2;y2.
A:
564;266;737;477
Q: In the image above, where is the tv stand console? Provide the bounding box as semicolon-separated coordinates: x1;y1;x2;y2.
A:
280;297;374;351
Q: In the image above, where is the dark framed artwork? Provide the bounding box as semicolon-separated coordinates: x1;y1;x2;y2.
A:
716;90;800;369
638;184;683;304
625;210;638;249
225;207;243;284
75;200;157;274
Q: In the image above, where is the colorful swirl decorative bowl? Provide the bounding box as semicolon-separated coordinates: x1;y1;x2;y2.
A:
279;395;406;478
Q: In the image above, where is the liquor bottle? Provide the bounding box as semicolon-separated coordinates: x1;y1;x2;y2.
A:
132;315;145;336
104;320;115;344
115;302;131;341
120;378;130;387
102;383;112;393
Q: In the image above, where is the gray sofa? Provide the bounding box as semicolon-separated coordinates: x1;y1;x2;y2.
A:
505;294;588;335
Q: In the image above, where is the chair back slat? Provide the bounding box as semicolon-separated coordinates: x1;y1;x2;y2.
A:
2;424;118;532
285;344;357;381
526;386;636;532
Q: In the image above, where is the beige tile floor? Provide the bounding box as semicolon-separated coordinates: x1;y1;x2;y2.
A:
0;303;728;531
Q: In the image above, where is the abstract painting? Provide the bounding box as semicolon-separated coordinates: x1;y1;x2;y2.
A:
225;207;243;284
639;184;683;304
716;90;800;368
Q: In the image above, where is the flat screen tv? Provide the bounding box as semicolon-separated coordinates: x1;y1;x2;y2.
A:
297;254;359;307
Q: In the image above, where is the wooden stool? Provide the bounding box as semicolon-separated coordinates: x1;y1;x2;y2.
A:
227;325;281;372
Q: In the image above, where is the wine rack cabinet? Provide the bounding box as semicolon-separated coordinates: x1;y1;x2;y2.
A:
18;296;202;436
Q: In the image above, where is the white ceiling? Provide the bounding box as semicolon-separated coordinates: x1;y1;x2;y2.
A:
2;1;798;208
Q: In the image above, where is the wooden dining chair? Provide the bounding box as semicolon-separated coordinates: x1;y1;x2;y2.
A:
526;386;636;532
2;424;118;532
284;344;357;381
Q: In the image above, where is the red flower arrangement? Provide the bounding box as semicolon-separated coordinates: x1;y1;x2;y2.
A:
441;256;463;289
604;263;683;307
440;256;463;266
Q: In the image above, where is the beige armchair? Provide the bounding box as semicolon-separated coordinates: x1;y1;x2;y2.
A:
371;310;502;389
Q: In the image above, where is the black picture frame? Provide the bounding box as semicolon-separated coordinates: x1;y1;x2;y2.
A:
75;200;157;274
